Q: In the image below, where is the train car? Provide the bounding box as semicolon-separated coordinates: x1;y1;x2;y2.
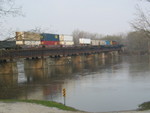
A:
16;32;43;48
59;34;73;41
14;31;120;49
16;41;24;45
105;40;111;45
110;40;118;45
79;38;91;45
41;41;59;45
59;34;74;47
41;33;59;41
16;32;42;41
99;40;106;45
0;41;17;50
91;40;100;46
24;41;41;48
41;33;60;47
91;40;111;46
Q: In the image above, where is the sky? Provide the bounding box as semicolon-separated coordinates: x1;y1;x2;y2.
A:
2;0;149;39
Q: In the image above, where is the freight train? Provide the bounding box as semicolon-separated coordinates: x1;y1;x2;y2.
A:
0;32;120;50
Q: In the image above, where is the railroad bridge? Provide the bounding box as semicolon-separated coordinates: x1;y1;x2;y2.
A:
0;46;122;74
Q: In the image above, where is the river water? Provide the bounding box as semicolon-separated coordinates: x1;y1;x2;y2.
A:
0;55;150;112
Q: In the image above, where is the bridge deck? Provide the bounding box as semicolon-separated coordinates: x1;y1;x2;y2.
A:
0;46;122;60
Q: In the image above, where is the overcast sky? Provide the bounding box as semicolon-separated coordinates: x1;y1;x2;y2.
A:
4;0;149;37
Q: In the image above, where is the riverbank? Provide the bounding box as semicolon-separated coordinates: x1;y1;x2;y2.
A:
0;102;150;113
0;102;81;113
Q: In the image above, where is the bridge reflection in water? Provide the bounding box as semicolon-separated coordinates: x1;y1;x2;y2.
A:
0;54;121;101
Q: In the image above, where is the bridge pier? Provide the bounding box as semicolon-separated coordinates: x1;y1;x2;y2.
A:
72;55;85;64
94;54;101;60
113;51;119;56
85;54;95;61
0;62;18;75
108;51;119;57
107;52;113;57
24;58;48;69
97;53;106;59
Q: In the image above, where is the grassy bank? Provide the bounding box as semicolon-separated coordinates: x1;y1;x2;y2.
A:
138;101;150;111
0;99;78;111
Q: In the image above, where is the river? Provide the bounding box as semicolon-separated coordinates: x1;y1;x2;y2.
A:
0;55;150;112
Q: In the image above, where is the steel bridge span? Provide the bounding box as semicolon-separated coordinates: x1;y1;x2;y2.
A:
0;46;122;61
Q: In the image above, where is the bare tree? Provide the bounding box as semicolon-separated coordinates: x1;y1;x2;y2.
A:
125;31;149;54
0;0;22;40
131;6;150;38
131;0;150;38
130;2;150;53
26;27;48;34
0;0;22;17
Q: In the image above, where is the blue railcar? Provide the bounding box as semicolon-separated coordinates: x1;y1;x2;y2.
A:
41;33;59;41
105;40;110;45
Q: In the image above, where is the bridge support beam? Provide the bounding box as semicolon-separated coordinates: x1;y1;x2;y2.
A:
24;58;48;69
48;57;72;66
113;51;119;56
107;52;113;57
72;55;85;64
93;54;99;60
108;51;119;57
85;54;95;61
0;62;18;75
98;53;106;59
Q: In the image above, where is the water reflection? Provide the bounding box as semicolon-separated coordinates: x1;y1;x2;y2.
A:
0;74;18;99
0;56;118;101
1;55;150;112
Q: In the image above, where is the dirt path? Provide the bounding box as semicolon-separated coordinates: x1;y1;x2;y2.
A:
0;102;150;113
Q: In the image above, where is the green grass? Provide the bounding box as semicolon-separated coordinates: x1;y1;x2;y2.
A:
138;101;150;111
0;99;78;111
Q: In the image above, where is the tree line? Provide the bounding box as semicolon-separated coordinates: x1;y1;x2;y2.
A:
72;29;150;55
72;0;150;55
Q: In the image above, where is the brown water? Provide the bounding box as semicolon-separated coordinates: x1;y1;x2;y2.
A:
0;55;150;112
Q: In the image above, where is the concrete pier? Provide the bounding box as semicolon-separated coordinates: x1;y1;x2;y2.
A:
72;55;85;64
0;50;120;73
0;62;18;75
98;53;106;59
24;58;48;69
107;51;119;57
85;54;95;61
